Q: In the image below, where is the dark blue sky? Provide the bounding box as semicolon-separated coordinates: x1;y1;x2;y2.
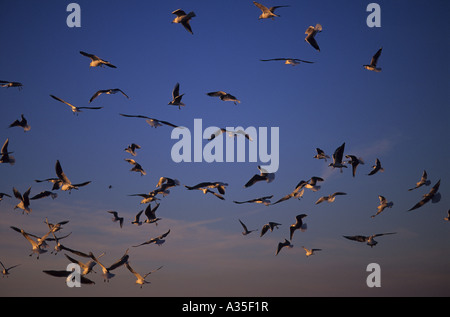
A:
0;0;449;296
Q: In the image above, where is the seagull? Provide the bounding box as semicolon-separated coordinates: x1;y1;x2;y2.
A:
89;249;129;282
89;88;129;103
368;158;384;176
119;113;181;128
233;195;273;206
144;203;162;225
133;229;171;247
0;80;23;89
131;210;144;226
34;178;62;191
444;209;450;222
408;170;431;191
0;138;15;165
314;148;330;161
260;222;281;237
10;225;57;259
168;83;185;109
305;176;324;192
124;158;146;176
208;128;253;141
253;2;289;20
185;182;228;195
328;142;347;172
289;214;307;240
239;219;258;235
46;231;73;255
206;91;241;105
260;58;314;66
343;232;396;248
156;177;181;192
345;155;365;177
171;9;196;34
276;239;293;255
272;183;305;205
371;195;394;218
126;262;163;288
9;114;30;132
80;51;117;68
315;192;347;204
408;179;441;211
128;192;161;204
43;269;95;285
30;191;58;200
363;47;383;72
13;187;32;214
55;160;91;192
302;246;322;257
107;211;124;228
124;143;141;156
64;253;105;275
244;165;275;188
0;192;12;202
305;24;322;51
50;95;103;114
1;261;20;277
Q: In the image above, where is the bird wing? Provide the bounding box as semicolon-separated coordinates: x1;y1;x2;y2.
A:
50;95;77;110
172;83;181;99
343;235;367;242
181;20;193;34
89;90;104;103
119;113;150;119
107;250;129;271
253;1;270;13
269;5;290;12
71;181;91;188
244;174;266;188
370;48;383;66
239;219;248;232
207;91;227;98
79;51;96;59
55;160;71;184
315;196;327;204
77;106;103;110
172;9;187;16
373;232;396;238
12;187;23;201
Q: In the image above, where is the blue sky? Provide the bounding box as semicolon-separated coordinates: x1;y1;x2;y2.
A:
0;0;449;297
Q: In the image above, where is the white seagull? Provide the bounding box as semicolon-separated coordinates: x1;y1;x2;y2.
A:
119;113;181;128
64;253;105;276
1;261;20;277
0;192;12;202
314;148;330;161
107;211;124;228
124;143;141;156
260;58;313;66
363;47;383;72
80;51;117;68
345;155;365;177
244;165;275;188
260;222;281;237
253;1;289;20
126;262;163;288
43;269;95;285
329;142;347;172
144;203;162;225
168;82;185;109
13;187;32;214
55;160;91;192
302;246;322;257
343;232;396;248
208;128;253;141
371;195;394;218
11;225;58;259
171;9;196;34
315;192;347;205
0;80;23;89
0;138;15;165
206;91;241;105
289;214;307;240
305;176;324;192
408;179;441;211
89;88;129;103
368;158;384;176
233;195;273;206
305;24;322;51
50;95;103;114
238;219;258;235
88;249;129;282
276;239;293;255
131;210;144;226
133;229;171;247
408;170;431;191
125;158;146;176
9;114;30;132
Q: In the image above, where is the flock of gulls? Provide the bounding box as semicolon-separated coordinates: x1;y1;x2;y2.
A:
0;2;447;291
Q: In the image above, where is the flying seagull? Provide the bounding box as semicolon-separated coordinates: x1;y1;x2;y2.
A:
314;148;330;161
1;261;20;277
206;91;241;105
89;88;129;103
368;158;384;176
89;249;129;282
408;170;431;191
0;138;15;165
345;155;365;177
80;51;117;68
371;195;394;218
64;253;104;276
329;142;347;172
444;209;450;222
260;222;281;237
144;203;162;225
184;184;225;200
208;128;253;141
185;182;228;195
124;143;141;156
272;183;305;205
119;113;181;128
408;180;441;211
289;214;307;240
126;262;163;288
171;9;196;34
302;246;322;257
133;229;171;247
233;195;273;206
315;192;347;205
50;95;103;114
260;58;313;66
30;190;58;200
253;1;289;20
11;225;58;259
343;232;396;248
0;80;23;89
276;239;293;255
55;160;91;192
244;165;275;188
238;219;258;235
168;82;185;109
305;24;322;51
43;269;95;285
107;211;124;228
124;158;146;176
13;187;32;214
9;114;30;132
363;47;383;72
304;176;324;192
131;210;144;226
0;193;12;202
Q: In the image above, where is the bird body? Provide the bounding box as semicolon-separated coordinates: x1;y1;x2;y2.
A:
172;9;196;34
253;1;289;20
9;114;30;132
50;95;102;114
80;51;117;68
329;142;347;172
89;88;129;103
207;91;241;105
368;158;384;176
371;195;394;218
289;214;307;240
408;170;431;191
345;155;364;177
302;247;321;257
343;232;396;247
239;219;257;235
260;58;313;66
315;192;347;204
305;24;322;51
364;47;383;72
